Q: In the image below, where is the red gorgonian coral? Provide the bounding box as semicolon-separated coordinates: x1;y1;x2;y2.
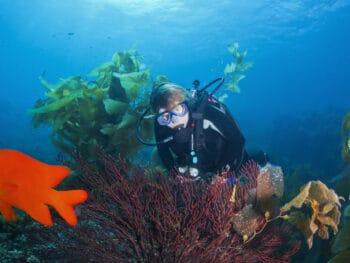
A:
49;152;300;262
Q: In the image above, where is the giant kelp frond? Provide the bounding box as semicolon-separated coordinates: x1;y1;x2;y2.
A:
113;70;150;102
88;49;142;78
29;50;155;167
222;42;253;95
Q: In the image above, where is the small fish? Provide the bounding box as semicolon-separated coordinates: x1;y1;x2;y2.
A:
0;149;88;226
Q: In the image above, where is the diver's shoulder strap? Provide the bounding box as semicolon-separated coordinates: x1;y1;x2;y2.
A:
190;92;233;162
190;92;211;165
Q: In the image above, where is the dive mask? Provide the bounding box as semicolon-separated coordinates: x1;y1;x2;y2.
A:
157;102;189;126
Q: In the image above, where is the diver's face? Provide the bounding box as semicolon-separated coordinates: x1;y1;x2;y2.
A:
157;101;189;129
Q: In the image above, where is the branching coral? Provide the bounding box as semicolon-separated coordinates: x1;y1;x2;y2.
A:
23;155;344;261
44;154;300;262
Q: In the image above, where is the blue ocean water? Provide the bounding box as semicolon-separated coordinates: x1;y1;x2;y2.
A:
0;2;350;262
0;0;349;174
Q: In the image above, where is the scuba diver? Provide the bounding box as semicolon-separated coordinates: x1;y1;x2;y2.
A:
137;78;267;180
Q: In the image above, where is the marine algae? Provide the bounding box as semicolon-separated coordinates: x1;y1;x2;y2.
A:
223;43;253;94
280;181;341;249
329;205;350;263
30;50;153;167
233;164;342;250
341;112;350;162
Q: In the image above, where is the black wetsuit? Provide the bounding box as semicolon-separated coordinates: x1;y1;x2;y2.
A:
155;95;247;175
